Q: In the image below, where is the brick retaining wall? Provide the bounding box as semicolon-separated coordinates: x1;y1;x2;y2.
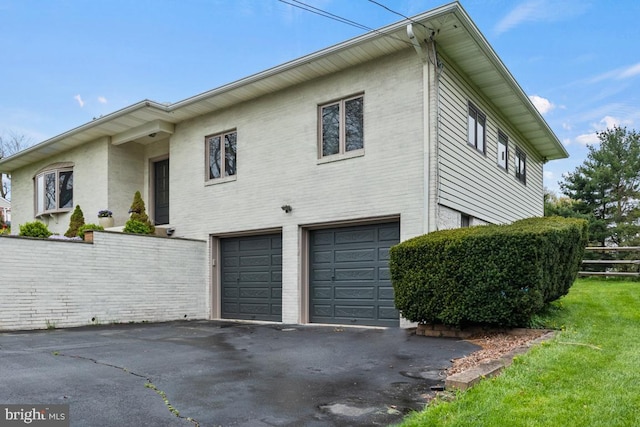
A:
0;231;208;331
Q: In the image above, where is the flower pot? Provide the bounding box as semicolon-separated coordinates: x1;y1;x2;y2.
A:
98;217;114;228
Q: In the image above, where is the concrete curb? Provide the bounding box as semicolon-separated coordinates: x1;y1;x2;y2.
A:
444;330;557;391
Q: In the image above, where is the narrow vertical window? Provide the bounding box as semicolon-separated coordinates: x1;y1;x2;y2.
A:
319;94;364;158
206;130;237;181
497;131;508;170
515;146;527;184
467;103;486;154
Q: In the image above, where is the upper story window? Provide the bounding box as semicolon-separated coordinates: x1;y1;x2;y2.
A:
497;131;508;170
467;103;486;154
319;94;364;158
206;130;237;181
515;146;527;184
34;163;73;216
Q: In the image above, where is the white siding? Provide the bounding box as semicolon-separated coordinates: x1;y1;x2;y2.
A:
436;56;544;224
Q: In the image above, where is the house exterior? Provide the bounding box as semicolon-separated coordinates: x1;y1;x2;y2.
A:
0;2;567;328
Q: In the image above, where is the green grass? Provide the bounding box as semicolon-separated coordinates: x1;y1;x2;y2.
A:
400;278;640;427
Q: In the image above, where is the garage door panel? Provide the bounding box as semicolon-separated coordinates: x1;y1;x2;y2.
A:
221;233;282;322
309;222;400;327
334;268;375;281
312;305;333;317
378;306;400;320
239;303;270;315
312;287;332;299
335;305;375;319
335;248;376;262
334;287;375;300
335;229;375;245
379;267;391;280
238;288;270;298
379;226;401;242
239;255;271;267
377;286;394;300
239;271;271;282
312;269;333;281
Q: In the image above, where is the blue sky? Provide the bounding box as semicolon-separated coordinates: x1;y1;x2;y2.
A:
1;0;639;194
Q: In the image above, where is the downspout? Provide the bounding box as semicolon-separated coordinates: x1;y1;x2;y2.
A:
407;24;442;234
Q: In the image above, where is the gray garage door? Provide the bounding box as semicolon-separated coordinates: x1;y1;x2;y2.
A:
221;234;282;322
309;222;400;327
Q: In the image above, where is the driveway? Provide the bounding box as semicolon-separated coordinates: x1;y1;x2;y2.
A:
0;321;479;426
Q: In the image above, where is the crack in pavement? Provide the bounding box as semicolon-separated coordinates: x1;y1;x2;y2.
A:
52;351;200;426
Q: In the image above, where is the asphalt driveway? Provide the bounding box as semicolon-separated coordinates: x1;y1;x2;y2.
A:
0;321;479;426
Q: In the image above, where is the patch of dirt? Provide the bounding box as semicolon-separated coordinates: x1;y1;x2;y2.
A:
448;329;549;375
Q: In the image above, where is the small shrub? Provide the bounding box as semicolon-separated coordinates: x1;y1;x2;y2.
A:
65;205;85;238
123;219;152;235
19;221;52;238
78;223;104;239
125;191;155;234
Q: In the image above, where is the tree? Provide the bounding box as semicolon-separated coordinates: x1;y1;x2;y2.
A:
559;126;640;246
65;205;85;238
0;131;33;199
125;191;155;234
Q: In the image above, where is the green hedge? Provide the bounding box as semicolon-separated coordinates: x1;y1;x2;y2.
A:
390;216;588;327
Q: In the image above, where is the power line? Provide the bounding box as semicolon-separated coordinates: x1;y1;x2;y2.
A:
277;0;414;47
366;0;432;32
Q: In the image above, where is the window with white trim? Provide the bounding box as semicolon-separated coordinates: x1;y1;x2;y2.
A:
34;165;73;215
206;130;237;181
467;102;486;154
319;94;364;158
497;131;508;170
515;146;526;184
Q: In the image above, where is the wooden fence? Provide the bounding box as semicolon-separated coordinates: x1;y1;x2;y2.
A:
579;246;640;278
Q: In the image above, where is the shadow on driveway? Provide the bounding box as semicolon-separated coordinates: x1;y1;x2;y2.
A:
0;321;479;426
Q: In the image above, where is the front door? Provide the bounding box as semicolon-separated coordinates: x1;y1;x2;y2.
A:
154;159;169;225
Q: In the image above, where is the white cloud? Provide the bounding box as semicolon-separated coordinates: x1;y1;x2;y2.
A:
97;96;107;104
529;95;555;115
494;0;590;35
588;62;640;84
562;123;572;130
600;115;620;129
543;170;554;180
575;133;599;146
74;94;84;108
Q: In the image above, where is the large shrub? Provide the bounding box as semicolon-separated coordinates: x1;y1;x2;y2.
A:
19;221;52;238
390;216;588;327
65;205;85;238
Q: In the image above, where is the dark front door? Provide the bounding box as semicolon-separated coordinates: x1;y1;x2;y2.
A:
154;159;169;225
309;222;400;327
221;234;283;322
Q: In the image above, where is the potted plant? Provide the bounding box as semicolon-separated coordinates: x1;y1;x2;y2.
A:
98;209;114;228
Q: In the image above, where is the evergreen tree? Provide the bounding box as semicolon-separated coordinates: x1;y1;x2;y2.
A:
560;126;640;245
125;191;155;234
65;205;85;238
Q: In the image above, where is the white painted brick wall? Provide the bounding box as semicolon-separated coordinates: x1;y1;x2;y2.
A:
0;231;207;331
169;50;428;322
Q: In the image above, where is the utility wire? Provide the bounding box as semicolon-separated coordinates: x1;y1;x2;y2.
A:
366;0;433;32
277;0;415;47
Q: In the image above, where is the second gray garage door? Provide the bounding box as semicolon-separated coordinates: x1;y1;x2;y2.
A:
221;234;282;322
309;222;400;327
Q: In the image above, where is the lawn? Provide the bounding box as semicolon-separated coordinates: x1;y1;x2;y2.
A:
400;278;640;427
